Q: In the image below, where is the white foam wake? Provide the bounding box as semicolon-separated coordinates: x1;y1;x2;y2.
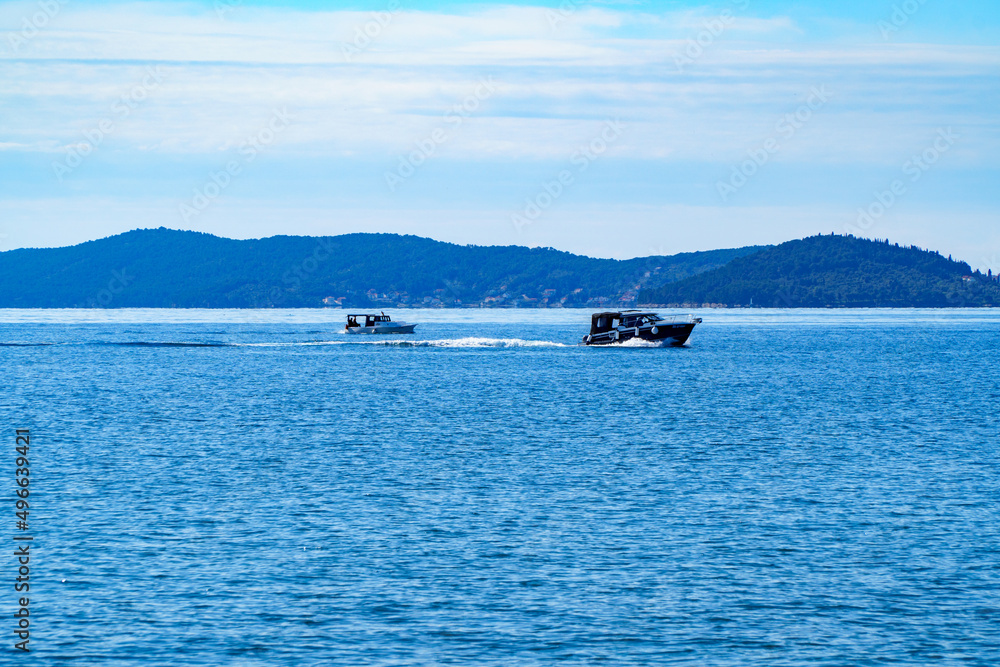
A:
363;337;569;348
237;337;569;349
612;337;687;348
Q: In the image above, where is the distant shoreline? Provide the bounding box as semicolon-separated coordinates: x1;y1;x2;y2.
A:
3;230;998;309
1;305;997;311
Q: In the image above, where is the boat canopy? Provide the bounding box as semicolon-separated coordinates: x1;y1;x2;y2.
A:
347;313;392;326
590;311;662;334
590;312;621;334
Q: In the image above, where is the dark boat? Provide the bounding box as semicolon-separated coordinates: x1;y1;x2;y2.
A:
582;311;702;346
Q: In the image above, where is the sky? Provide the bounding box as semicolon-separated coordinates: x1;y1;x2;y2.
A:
1;0;998;269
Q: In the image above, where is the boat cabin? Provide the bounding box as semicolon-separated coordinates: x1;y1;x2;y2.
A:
589;311;663;334
346;313;393;328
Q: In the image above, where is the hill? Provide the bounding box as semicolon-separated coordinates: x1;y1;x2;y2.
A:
639;234;1000;308
0;228;765;308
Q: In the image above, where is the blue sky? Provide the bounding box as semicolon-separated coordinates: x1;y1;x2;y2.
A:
1;0;998;268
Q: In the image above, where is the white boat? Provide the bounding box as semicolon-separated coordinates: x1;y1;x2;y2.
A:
345;312;416;335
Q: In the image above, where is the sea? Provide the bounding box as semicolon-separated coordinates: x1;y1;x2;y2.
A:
2;308;998;666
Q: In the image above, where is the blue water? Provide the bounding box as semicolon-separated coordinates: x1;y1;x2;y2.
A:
3;309;999;665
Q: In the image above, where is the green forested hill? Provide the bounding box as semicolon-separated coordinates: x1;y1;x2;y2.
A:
0;228;764;308
639;234;1000;308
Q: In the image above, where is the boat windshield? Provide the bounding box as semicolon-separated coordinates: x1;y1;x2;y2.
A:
623;314;662;326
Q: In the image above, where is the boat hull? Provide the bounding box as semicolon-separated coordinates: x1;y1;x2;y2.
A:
583;322;696;346
345;324;416;335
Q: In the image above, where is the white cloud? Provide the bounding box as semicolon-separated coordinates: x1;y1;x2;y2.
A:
4;47;996;167
1;2;997;256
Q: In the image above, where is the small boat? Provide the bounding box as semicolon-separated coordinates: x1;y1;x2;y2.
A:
345;312;416;335
582;310;701;346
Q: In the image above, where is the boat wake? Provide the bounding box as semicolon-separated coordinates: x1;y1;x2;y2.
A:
24;337;571;349
612;337;688;348
2;337;684;350
111;341;227;348
239;337;568;349
0;342;57;347
354;337;569;349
